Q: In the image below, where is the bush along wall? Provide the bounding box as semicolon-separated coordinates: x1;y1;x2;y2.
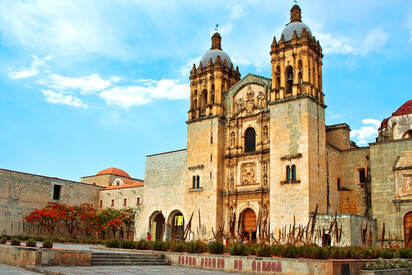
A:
103;240;412;260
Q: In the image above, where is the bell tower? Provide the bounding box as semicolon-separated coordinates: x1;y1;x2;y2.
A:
185;32;240;239
270;4;324;104
268;5;327;232
188;32;240;120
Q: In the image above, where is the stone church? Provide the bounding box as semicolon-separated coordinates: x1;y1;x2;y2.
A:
1;4;411;247
135;5;412;246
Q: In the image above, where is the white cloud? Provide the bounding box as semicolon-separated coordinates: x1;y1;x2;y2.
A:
8;55;52;79
41;90;87;108
350;119;380;146
40;74;117;95
100;79;189;108
180;56;202;77
318;33;354;55
359;28;390;56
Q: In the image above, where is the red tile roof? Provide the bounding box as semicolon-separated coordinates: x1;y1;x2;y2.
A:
393;99;412;116
97;167;131;178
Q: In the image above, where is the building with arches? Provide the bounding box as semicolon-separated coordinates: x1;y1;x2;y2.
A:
135;4;412;247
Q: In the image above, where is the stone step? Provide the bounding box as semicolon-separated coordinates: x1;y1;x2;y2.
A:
92;255;162;259
92;258;164;263
91;252;169;266
91;261;169;266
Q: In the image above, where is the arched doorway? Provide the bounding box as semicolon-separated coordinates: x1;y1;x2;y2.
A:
240;208;257;242
168;210;185;241
150;211;165;241
404;212;412;247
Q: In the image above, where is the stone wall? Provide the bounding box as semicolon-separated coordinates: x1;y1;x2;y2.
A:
370;139;412;245
0;169;102;235
326;124;350;151
99;186;144;209
341;147;370;216
315;213;377;247
326;144;342;214
135;149;187;240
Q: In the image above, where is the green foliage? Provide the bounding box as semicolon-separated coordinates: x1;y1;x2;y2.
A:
16;235;29;241
399;248;412;259
42;239;53;248
248;244;258;256
0;234;10;240
120;240;135;249
0;237;6;244
26;238;36;247
151;240;168;251
105;239;120;248
169;241;186;252
364;258;412;270
10;237;20;246
135;240;150;250
208;241;225;254
256;245;272;257
185;241;206;253
229;243;249;256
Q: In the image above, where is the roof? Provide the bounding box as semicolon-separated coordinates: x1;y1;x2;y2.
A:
281;22;312;42
103;178;144;190
96;167;131;178
393;99;412;116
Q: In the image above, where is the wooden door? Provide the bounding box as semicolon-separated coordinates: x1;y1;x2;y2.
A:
242;209;256;241
404;212;412;248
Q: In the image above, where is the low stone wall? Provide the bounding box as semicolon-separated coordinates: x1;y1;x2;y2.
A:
164;251;373;275
0;244;91;267
359;269;412;275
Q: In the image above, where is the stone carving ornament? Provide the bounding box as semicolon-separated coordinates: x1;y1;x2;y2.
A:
241;162;256;185
402;173;412;193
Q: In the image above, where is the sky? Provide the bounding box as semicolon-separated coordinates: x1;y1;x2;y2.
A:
0;0;411;181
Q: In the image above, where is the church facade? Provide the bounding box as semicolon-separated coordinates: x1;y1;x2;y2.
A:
135;5;412;247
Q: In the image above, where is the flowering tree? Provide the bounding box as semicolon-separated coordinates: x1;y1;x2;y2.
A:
25;202;63;235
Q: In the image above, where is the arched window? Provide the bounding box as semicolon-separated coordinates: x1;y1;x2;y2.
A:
286;165;291;181
192;176;196;189
196;175;200;189
230;131;236;147
276;66;281;90
263;173;268;186
298;72;303;84
291;165;296;181
211;85;215;104
403;130;412;139
286;66;293;94
201;90;207;114
244;127;256;153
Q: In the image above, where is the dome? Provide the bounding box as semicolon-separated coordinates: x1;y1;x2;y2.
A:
281;22;312;42
199;32;233;69
96;167;131;178
200;49;233;68
280;4;312;42
393;99;412;116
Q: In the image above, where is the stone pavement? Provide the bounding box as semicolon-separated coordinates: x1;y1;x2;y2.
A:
30;265;244;275
0;264;41;275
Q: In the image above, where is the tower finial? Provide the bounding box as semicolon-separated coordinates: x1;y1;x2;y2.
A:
290;3;302;22
214;24;219;33
211;31;222;50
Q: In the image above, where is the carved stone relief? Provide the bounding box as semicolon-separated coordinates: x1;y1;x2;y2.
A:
233;84;266;116
240;162;256;185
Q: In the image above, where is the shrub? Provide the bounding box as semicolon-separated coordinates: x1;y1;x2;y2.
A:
152;240;168;251
33;236;44;242
229;243;249;256
170;241;186;252
1;234;10;240
135;240;150;250
42;239;53;248
272;245;286;257
399;248;412;259
120;240;135;249
26;238;37;247
186;241;207;253
248;244;258;256
11;237;20;246
105;239;120;248
16;235;29;241
0;237;6;244
256;245;272;257
208;242;225;254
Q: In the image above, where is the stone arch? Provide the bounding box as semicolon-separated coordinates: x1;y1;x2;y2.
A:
285;65;294;94
404;212;412;248
239;208;257;242
149;211;165;241
167;210;185;241
402;129;412;139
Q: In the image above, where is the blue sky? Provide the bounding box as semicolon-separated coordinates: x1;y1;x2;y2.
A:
0;0;411;181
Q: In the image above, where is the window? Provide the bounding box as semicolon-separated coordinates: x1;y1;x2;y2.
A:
286;166;291;181
286;66;293;94
337;178;341;190
245;127;256;153
99;200;102;208
137;197;140;205
358;168;366;185
111;200;114;207
192;176;196;189
291;165;296;181
196;175;200;189
403;130;412;139
52;185;61;200
263;173;268;186
123;198;127;206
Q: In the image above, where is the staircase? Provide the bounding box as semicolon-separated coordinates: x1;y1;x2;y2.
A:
91;252;169;266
